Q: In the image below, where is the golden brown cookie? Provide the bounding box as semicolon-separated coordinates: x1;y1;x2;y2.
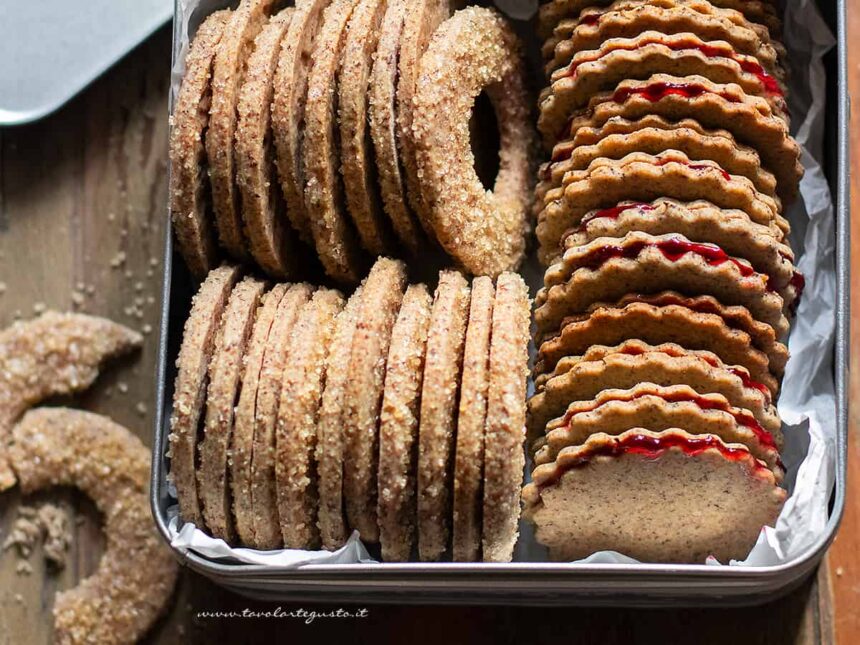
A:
303;0;366;283
523;429;786;563
230;283;287;545
397;0;453;233
338;0;393;255
198;276;267;542
0;312;142;492
10;408;178;644
169;266;241;528
206;0;277;259
481;272;530;562
369;0;424;253
417;270;470;560
250;283;314;549
235;9;300;278
413;7;536;277
275;288;344;548
169;10;231;278
377;283;433;561
343;258;408;542
316;286;363;550
452;276;494;562
272;0;332;242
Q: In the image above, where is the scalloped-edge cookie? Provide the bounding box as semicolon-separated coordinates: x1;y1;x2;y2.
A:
535;231;789;339
537;383;783;466
542;0;781;77
560;199;799;304
562;74;802;201
522;428;786;563
536;302;777;395
537;150;787;264
548;117;778;199
540;33;788;136
526;342;780;441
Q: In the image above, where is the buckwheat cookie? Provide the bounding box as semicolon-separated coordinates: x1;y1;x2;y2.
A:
535;302;777;396
230;283;287;546
615;291;789;376
397;0;453;232
250;283;314;549
527;342;781;441
452;276;494;562
198;276;267;542
316;287;363;550
418;270;470;560
540;32;788;136
303;0;366;283
522;429;786;563
482;272;530;563
207;0;277;259
543;0;781;77
235;8;299;278
378;283;433;561
343;258;408;542
0;312;142;492
339;0;393;255
535;384;783;472
413;6;536;277
369;0;424;253
536;151;786;263
564;199;801;309
169;10;231;278
275;288;344;548
272;0;332;242
563;74;802;201
10;408;178;644
535;231;790;339
549;119;779;200
169;265;241;528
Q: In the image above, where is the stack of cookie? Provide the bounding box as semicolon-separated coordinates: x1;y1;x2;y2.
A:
170;0;534;284
523;0;802;563
168;258;530;562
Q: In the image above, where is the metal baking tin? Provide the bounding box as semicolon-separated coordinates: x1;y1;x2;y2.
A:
151;0;849;605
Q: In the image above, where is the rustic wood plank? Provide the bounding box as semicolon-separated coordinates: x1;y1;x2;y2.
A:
0;9;845;645
827;0;860;639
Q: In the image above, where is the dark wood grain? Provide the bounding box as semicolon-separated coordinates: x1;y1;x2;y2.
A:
0;14;847;645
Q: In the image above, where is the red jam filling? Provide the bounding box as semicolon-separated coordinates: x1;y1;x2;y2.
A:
578;235;758;278
788;271;806;315
577;203;656;230
653;156;732;181
612;81;741;104
615;344;771;401
578;13;601;26
559;389;777;450
563;37;782;97
537;432;771;491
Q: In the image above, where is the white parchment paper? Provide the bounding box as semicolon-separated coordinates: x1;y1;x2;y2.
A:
167;0;839;568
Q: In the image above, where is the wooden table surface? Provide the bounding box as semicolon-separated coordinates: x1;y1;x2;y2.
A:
0;13;855;645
